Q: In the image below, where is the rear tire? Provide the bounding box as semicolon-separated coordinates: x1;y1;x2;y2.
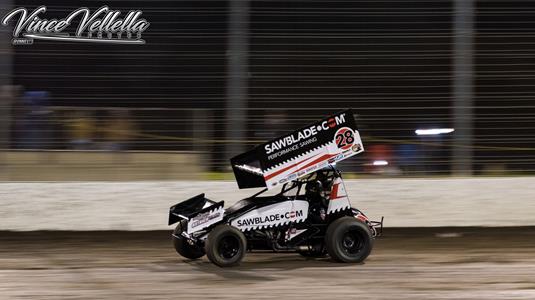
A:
205;224;247;267
172;220;205;260
325;216;373;263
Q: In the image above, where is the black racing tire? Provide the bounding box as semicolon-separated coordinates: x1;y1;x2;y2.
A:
325;216;373;263
205;224;247;267
172;221;205;260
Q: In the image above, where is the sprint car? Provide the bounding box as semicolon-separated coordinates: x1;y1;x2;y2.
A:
168;109;383;267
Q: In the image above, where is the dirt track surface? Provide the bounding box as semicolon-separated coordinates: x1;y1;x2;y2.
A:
1;228;535;300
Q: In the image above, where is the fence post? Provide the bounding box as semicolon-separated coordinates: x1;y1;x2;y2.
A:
0;0;13;150
452;0;475;176
225;0;249;168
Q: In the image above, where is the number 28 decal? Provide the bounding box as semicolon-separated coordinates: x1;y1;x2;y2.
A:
334;127;355;150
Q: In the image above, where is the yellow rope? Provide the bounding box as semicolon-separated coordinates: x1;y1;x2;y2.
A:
122;129;535;151
62;118;535;151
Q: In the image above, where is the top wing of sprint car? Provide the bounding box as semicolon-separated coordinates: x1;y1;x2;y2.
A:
231;108;364;189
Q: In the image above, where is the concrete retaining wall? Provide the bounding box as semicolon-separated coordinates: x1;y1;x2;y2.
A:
0;151;204;181
1;177;534;230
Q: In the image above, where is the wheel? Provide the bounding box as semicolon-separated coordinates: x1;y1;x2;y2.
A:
205;224;247;267
172;220;205;259
298;242;327;258
325;216;373;263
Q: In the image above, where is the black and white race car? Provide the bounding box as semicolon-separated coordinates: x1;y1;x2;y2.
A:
168;109;383;267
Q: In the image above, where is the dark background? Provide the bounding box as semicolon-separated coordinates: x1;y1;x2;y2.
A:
7;0;535;173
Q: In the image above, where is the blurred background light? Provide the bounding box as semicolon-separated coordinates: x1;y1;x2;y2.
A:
372;160;389;166
415;128;455;136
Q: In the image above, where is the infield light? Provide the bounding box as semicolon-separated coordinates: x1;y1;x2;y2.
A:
415;128;455;136
372;160;389;166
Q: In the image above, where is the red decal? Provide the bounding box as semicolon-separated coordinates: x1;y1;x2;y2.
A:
264;153;337;181
330;183;339;200
327;118;336;128
334;127;355;150
357;214;368;222
264;154;319;180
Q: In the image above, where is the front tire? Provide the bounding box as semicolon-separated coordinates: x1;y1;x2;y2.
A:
205;224;247;267
172;221;205;260
325;216;373;263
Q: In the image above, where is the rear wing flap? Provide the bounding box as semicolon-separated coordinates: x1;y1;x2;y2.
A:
168;193;224;225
